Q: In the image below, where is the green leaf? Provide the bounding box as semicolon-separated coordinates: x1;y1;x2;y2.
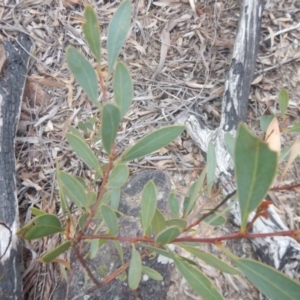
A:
58;171;87;208
90;239;100;259
142;266;163;281
101;103;121;154
111;188;121;210
68;125;85;140
235;123;278;231
178;244;240;275
118;271;127;281
66;46;98;105
184;167;206;217
140;180;157;236
165;219;187;229
224;132;235;159
121;125;185;162
66;133;102;175
234;258;300;300
207;142;216;194
18;214;64;240
128;245;142;290
82;6;101;63
113;240;124;263
172;255;224;300
41;241;72;263
155;226;181;245
114;62;133;118
30;207;46;216
87;191;97;207
260;115;274;133
285;122;300;133
107;164;129;189
151;208;166;235
107;0;132;72
168;192;180;218
101;204;118;235
278;88;289;119
78;213;88;229
201;213;227;226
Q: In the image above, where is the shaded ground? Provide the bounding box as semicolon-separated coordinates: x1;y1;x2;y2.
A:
1;0;300;299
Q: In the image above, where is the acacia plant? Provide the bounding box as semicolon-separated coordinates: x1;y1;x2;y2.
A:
17;2;300;299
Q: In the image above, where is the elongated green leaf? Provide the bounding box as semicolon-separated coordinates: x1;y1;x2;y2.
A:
111;188;121;210
112;240;124;263
165;219;187;229
107;164;129;189
201;213;227;226
140;181;157;236
87;191;97;207
184;166;206;217
30;207;46;216
173;255;224;300
234;258;300;300
68;125;85;140
279;88;289;119
178;244;240;275
142;266;163;281
151;208;166;235
41;241;72;263
58;171;87;208
260;115;274;133
128;245;142;290
66;133;102;175
121;125;185;162
17;215;64;240
90;239;99;259
101;204;118;235
224;132;235;158
66;46;98;105
207;142;216;194
107;0;132;72
83;6;101;63
101;103;121;154
156;226;181;245
114;62;133;118
285;122;300;133
235;123;277;230
168;192;180;218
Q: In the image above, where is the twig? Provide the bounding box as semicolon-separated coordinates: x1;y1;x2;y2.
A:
73;245;101;287
80;228;300;244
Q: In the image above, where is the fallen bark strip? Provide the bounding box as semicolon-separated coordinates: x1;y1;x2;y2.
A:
0;33;31;299
182;0;300;278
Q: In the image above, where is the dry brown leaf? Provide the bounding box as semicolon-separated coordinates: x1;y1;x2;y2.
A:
264;117;281;153
28;74;65;88
279;139;300;182
52;258;71;270
152;19;178;79
185;82;214;89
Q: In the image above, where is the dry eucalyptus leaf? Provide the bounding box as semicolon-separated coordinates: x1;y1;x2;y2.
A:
264;117;281;154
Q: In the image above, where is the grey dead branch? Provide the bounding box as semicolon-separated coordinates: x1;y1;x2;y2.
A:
179;0;300;278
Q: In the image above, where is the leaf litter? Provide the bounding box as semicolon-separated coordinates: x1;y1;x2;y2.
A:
1;0;299;299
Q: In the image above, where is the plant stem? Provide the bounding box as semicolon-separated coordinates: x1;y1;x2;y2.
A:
80;229;299;244
73;245;101;287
